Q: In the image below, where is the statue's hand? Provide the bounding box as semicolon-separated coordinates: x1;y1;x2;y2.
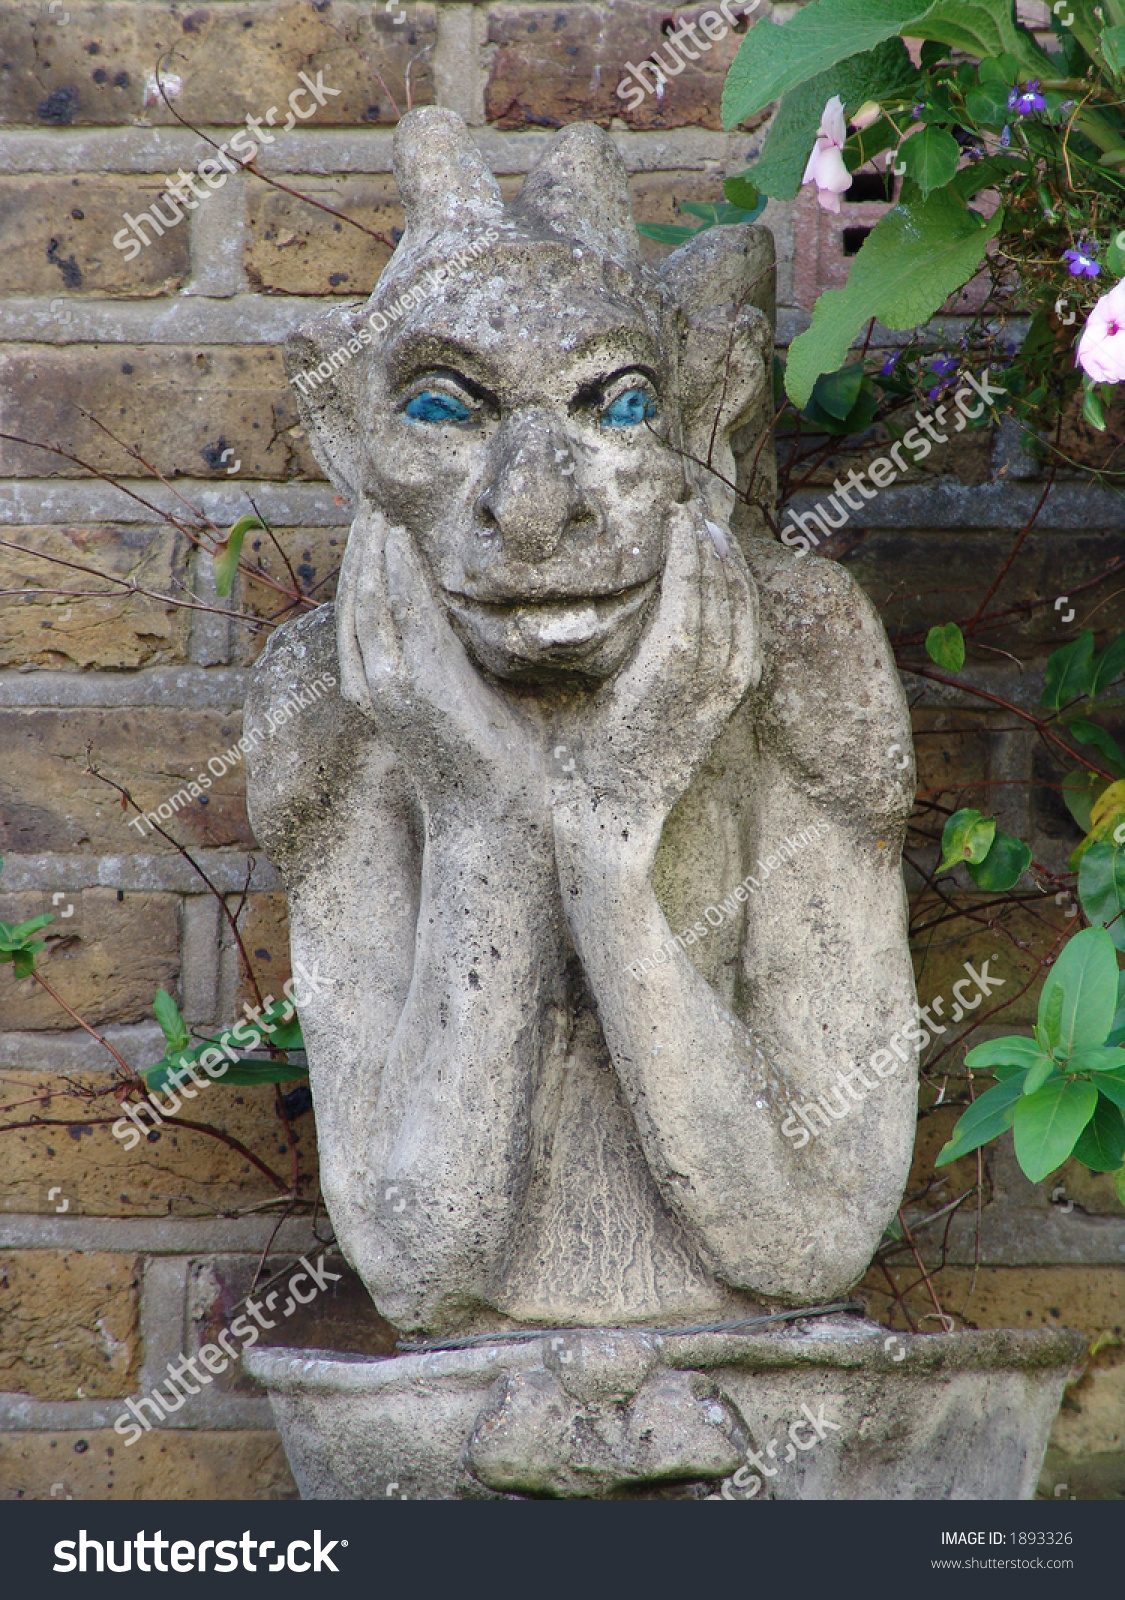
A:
336;507;544;814
557;501;759;843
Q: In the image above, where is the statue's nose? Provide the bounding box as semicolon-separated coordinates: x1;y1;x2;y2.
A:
477;411;596;563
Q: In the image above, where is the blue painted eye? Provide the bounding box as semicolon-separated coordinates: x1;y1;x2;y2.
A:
600;387;657;428
405;390;473;424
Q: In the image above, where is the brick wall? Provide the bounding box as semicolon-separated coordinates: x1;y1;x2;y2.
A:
0;0;1122;1501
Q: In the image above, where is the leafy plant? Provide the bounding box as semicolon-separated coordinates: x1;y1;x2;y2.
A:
721;0;1125;434
937;928;1125;1195
143;988;308;1094
0;904;54;981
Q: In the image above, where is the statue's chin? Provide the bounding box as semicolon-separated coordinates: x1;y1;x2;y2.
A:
444;580;658;682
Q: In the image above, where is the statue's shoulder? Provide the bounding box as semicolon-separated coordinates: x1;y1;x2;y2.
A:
743;537;891;669
243;603;402;879
742;539;913;819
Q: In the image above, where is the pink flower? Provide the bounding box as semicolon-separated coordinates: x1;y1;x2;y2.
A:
1077;279;1125;384
802;95;853;214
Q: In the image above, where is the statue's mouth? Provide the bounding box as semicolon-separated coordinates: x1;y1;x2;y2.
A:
442;577;657;657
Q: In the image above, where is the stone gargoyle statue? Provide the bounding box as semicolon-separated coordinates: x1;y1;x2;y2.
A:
245;106;918;1340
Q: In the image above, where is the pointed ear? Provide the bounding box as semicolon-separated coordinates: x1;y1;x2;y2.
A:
660;225;777;537
284;302;372;499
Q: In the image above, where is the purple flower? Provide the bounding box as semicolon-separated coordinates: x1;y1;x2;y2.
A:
1007;80;1045;115
1000;124;1011;148
931;356;959;376
927;384;943;403
880;351;902;377
1063;247;1100;278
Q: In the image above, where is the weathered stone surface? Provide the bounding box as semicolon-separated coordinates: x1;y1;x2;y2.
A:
0;708;254;853
0;346;318;480
0;890;179;1029
0;1428;296;1500
1;2;434;128
0;1251;138;1399
485;2;768;132
249;1323;1083;1500
0;526;189;669
249;108;917;1340
0;176;189;296
0;1072;318;1217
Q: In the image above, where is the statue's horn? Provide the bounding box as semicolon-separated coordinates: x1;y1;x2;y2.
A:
511;123;641;267
392;107;505;249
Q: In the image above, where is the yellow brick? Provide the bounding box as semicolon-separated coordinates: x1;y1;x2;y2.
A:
0;1252;139;1400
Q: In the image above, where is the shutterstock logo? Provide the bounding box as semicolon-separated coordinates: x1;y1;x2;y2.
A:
53;1529;345;1573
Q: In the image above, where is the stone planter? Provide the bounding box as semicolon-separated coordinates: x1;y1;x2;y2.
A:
246;1317;1084;1500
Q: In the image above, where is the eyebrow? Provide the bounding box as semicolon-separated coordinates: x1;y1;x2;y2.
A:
385;317;662;396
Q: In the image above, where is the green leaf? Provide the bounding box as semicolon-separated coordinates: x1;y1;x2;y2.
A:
967;829;1031;892
809;362;865;421
721;0;927;127
1072;1093;1125;1172
1071;1047;1125;1074
0;913;54;948
918;3;1048;67
1101;22;1125;74
11;947;40;980
801;380;881;436
1115;1165;1125;1206
1092;636;1125;698
1112;971;1125;1049
204;1059;309;1086
679;201;766;227
1068;720;1125;780
212;514;265;599
1094;1068;1125;1115
152;988;190;1055
964;1036;1052;1073
784;187;1002;407
1022;1054;1060;1096
1037;925;1120;1056
636;223;705;245
937;807;996;873
925;621;966;672
964;81;1012;125
722;174;760;211
935;1074;1024;1166
948;154;1015;202
142;1052;308;1091
1062;769;1110;834
1082;385;1107;432
1013;1077;1099;1182
1042;630;1096;711
743;41;918;200
899;125;961;196
1072;781;1125;873
720;0;1047;128
267;1018;305;1051
1078;839;1125;952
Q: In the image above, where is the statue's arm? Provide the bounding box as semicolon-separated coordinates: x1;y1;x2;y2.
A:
554;547;917;1304
246;601;569;1332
